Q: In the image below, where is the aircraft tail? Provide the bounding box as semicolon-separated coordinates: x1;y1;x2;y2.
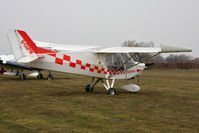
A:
7;30;56;63
7;30;39;60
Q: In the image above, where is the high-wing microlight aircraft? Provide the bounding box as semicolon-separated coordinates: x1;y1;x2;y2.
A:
7;29;192;95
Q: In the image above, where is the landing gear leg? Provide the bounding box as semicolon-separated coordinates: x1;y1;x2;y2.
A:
37;72;43;79
47;70;53;80
85;77;100;93
101;79;116;95
37;71;43;79
137;77;140;85
16;70;19;76
19;71;26;80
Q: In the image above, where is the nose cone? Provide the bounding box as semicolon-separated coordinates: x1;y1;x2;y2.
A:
136;63;145;76
137;63;145;72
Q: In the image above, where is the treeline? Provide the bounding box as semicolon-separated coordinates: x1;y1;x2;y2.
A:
148;55;199;69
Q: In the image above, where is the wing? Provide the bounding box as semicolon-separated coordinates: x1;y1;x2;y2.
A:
160;44;192;53
34;40;100;52
94;45;191;54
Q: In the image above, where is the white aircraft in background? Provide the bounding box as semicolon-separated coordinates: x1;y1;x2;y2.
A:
0;54;53;80
6;29;191;95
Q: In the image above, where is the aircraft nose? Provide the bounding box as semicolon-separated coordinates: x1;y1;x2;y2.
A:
137;63;145;72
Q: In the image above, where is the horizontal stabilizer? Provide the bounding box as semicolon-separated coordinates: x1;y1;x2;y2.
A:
17;56;40;63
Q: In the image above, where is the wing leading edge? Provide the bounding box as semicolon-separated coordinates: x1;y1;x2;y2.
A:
94;45;192;54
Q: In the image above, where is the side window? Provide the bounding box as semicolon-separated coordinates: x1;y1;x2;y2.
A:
121;53;135;69
106;53;136;71
106;54;124;71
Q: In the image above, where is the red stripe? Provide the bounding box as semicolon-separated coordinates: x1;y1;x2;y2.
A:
81;65;86;70
97;70;101;74
48;53;56;57
17;30;38;53
69;62;76;68
63;55;70;61
90;68;94;72
94;66;98;70
37;47;56;54
55;58;63;65
86;63;91;68
76;60;82;65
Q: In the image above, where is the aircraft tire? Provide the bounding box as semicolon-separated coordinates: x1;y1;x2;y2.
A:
37;73;43;79
47;74;53;80
107;88;116;95
85;84;93;93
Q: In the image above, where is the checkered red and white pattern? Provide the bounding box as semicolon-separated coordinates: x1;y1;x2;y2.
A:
48;53;141;76
48;53;120;76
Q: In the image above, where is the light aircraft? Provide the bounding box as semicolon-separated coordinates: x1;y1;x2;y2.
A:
7;29;191;95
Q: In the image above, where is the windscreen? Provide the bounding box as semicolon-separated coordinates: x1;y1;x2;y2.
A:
106;53;135;71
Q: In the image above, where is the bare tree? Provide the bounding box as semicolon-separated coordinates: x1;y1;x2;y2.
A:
122;40;154;47
192;57;199;63
166;54;193;63
149;55;165;63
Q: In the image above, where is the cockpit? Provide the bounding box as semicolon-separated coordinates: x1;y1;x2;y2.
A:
105;53;135;72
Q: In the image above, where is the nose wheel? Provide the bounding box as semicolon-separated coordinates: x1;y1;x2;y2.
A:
107;88;116;95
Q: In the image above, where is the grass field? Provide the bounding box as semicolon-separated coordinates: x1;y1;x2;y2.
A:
0;70;199;133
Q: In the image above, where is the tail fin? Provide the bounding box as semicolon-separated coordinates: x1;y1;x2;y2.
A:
7;30;38;60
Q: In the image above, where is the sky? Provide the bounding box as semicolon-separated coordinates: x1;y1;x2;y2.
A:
0;0;198;57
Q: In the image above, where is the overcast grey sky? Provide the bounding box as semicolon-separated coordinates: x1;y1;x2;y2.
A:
0;0;198;57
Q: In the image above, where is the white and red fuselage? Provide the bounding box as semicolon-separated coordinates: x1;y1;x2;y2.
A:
6;29;145;80
29;51;145;79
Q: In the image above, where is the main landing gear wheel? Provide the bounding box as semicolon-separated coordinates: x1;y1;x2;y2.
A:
107;88;116;95
85;84;93;93
47;74;53;80
20;73;26;80
37;73;43;79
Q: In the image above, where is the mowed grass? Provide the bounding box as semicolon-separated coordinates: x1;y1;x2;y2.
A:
0;70;199;133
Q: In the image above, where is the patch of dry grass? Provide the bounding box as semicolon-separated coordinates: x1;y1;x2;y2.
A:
0;70;198;133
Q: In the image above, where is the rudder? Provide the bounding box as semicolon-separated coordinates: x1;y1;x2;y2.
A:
7;30;38;60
